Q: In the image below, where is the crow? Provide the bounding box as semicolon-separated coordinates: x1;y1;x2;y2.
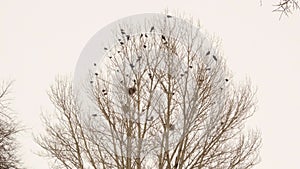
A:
161;35;166;41
129;63;134;68
150;26;155;32
205;51;210;56
120;29;125;35
167;15;172;18
212;55;217;61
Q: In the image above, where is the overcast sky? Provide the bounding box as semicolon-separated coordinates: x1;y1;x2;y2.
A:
1;0;300;169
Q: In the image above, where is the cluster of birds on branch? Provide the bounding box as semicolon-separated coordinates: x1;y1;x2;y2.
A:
90;14;229;114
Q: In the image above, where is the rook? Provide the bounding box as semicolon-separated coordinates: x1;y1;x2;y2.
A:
206;51;210;56
212;55;217;61
150;26;154;32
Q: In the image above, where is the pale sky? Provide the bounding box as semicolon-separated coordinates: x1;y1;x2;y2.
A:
1;0;300;169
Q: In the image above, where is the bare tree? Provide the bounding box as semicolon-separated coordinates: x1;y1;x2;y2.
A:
0;81;24;169
273;0;299;18
36;15;261;169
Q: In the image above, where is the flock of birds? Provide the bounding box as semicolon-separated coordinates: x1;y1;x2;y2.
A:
90;14;229;124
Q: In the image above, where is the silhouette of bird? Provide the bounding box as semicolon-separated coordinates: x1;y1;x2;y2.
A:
225;78;229;82
145;34;148;38
120;41;124;45
167;15;172;18
126;35;130;41
143;44;147;48
95;73;98;76
104;47;108;50
189;65;193;69
205;51;210;56
93;63;96;66
92;114;97;117
150;26;155;32
128;86;136;95
129;63;134;68
90;80;93;84
161;35;166;41
140;33;143;38
148;73;153;79
120;29;125;35
212;55;217;61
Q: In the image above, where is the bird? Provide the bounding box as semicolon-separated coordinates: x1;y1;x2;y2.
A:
205;51;210;56
150;26;155;32
189;65;193;69
140;33;143;38
95;73;98;76
145;34;148;38
167;15;172;18
161;35;166;41
128;86;136;95
93;63;96;66
90;80;93;84
104;47;108;50
143;44;147;48
212;55;217;61
225;78;229;82
92;114;97;117
129;63;134;68
126;35;130;41
148;73;153;79
120;29;125;35
120;41;124;45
